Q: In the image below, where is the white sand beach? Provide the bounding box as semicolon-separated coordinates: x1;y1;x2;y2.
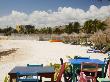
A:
0;40;108;82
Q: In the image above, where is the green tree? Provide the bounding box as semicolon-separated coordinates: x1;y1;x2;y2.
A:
97;21;107;31
4;76;8;82
3;26;14;36
73;22;80;33
83;19;107;34
64;22;74;34
53;27;62;34
47;27;52;34
25;25;35;34
40;27;47;34
35;28;40;34
83;20;93;33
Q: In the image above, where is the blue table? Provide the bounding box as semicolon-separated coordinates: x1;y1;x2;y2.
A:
8;66;55;82
69;58;105;82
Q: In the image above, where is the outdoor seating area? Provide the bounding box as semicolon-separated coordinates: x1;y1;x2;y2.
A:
6;57;110;82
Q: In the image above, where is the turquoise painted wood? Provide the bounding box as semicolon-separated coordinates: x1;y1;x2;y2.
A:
97;77;110;82
27;64;43;67
16;72;39;82
97;60;110;82
69;59;105;82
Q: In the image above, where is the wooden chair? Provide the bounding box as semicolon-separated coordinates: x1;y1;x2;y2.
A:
78;62;98;82
60;58;72;82
27;64;43;67
97;59;110;78
63;64;72;82
27;64;43;82
97;60;110;82
16;72;39;82
44;63;66;82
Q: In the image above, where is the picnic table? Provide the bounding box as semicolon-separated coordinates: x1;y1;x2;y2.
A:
8;66;55;82
69;58;105;82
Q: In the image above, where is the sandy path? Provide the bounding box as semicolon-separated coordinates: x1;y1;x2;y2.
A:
0;40;108;82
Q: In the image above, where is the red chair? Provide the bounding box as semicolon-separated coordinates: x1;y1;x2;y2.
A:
78;62;98;82
78;72;87;82
45;63;66;82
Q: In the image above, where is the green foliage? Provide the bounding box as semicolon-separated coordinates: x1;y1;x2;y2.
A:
83;19;107;34
3;27;14;36
47;27;52;34
53;27;62;34
64;22;74;34
0;18;108;35
24;25;35;34
40;28;48;34
4;76;8;82
64;22;80;34
73;22;80;33
83;19;93;33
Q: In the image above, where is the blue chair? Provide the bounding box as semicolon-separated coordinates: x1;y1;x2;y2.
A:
97;60;110;82
27;64;43;67
16;72;39;82
74;56;90;59
27;64;43;82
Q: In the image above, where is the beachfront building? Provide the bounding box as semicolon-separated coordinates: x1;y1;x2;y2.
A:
16;25;26;33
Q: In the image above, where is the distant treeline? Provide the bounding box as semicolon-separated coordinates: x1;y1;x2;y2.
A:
0;19;108;36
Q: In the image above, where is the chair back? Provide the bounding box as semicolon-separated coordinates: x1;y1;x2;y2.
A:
104;59;110;77
60;58;63;65
108;60;110;79
27;64;43;67
56;63;66;82
79;72;87;82
16;72;38;82
81;62;98;77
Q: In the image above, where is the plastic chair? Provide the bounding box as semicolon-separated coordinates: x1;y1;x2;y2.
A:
78;62;98;82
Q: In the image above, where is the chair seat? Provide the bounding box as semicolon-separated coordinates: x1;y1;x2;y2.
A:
85;76;96;80
97;77;110;82
78;62;98;82
44;81;62;82
18;78;39;82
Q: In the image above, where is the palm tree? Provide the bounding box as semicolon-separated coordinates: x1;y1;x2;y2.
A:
73;22;80;33
64;22;74;34
47;27;52;34
83;20;93;34
53;27;62;34
3;26;14;36
83;19;107;34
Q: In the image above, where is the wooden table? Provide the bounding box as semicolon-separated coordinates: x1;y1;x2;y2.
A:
69;58;105;82
8;66;55;82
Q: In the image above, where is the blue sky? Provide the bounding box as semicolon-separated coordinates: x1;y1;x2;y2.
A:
0;0;110;16
0;0;110;27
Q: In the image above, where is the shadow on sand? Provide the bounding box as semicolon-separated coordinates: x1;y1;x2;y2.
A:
0;48;19;59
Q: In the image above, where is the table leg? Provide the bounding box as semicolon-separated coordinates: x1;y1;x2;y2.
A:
102;65;105;78
40;76;42;82
51;74;54;82
9;75;13;82
72;65;76;82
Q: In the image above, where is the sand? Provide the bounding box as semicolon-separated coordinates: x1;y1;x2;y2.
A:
0;40;108;82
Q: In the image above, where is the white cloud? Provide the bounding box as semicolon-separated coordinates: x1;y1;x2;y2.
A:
0;5;110;28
